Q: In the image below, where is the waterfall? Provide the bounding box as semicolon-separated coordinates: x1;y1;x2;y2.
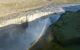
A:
0;3;80;50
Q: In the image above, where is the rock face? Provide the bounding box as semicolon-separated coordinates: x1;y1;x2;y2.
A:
0;3;65;27
51;7;80;50
0;0;80;17
0;0;49;17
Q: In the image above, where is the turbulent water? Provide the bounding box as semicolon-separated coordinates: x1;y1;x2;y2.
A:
0;3;80;50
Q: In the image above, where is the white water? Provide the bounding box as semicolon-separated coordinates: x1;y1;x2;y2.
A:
0;4;80;50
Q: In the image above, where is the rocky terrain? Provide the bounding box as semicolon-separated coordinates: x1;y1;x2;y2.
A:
0;0;80;17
